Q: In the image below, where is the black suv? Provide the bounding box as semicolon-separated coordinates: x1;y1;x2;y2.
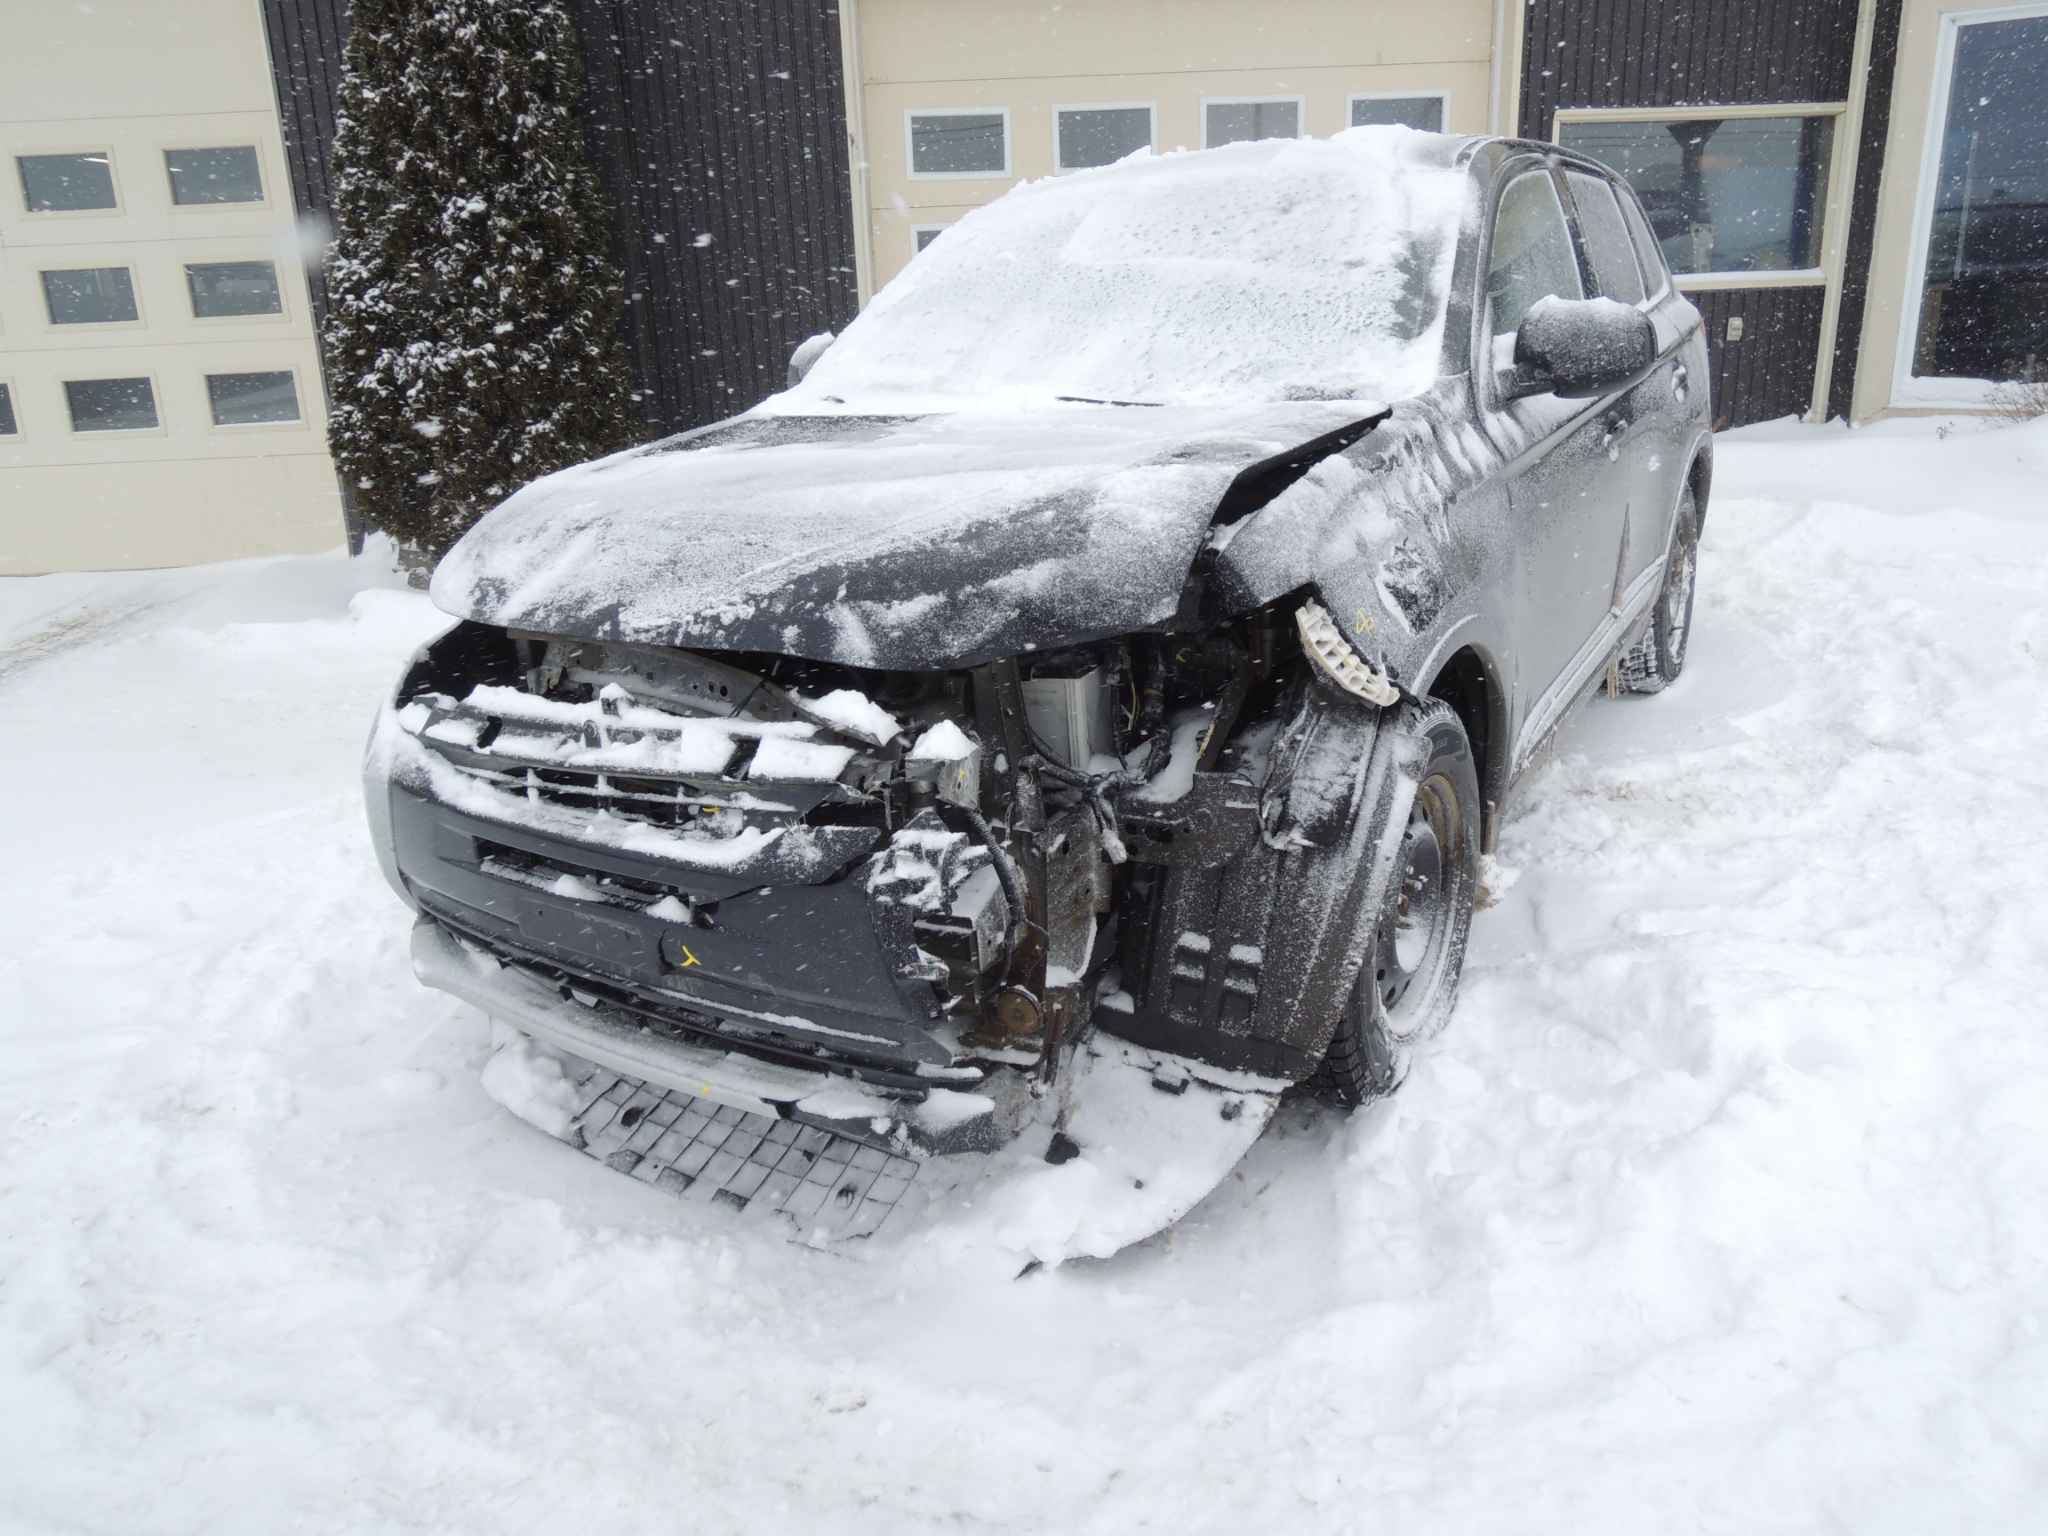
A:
367;130;1709;1239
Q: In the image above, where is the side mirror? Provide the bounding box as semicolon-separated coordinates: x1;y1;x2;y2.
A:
786;330;835;388
1504;297;1657;400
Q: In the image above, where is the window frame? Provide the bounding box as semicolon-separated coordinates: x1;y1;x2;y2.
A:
1200;94;1307;149
14;147;124;217
183;257;290;323
1550;102;1850;291
904;107;1012;181
61;373;165;437
1891;1;2048;408
160;143;270;209
1561;167;1651;308
38;264;146;330
0;378;20;438
1051;101;1157;174
910;223;949;255
203;365;306;431
1345;90;1452;134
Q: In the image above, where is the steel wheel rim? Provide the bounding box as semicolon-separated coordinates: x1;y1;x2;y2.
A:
1371;771;1459;1040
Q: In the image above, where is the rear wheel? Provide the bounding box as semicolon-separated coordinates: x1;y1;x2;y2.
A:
1314;699;1480;1107
1619;490;1700;695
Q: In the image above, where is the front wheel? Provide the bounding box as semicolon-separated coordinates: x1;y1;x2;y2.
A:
1313;699;1480;1107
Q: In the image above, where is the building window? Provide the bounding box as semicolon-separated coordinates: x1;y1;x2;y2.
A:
1905;9;2048;392
0;383;17;437
1348;94;1446;133
1204;98;1302;148
1487;170;1584;343
1056;105;1153;171
907;111;1009;177
164;145;263;205
42;267;139;325
1565;171;1647;306
913;225;946;253
16;151;116;212
1556;113;1835;279
65;377;158;432
186;261;283;318
206;371;301;426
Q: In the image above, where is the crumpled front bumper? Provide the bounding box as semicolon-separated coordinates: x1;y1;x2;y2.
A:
411;916;1015;1155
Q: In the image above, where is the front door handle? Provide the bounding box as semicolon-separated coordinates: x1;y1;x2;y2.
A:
1672;363;1691;404
1601;415;1629;460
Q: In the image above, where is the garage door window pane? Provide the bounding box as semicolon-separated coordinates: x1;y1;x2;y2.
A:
1910;13;2048;384
914;227;944;252
1206;100;1299;147
1058;106;1151;170
207;371;300;425
1566;171;1647;304
165;146;263;205
66;378;158;431
1558;115;1833;276
0;384;17;436
17;152;116;211
910;114;1006;176
42;267;139;324
1349;96;1444;132
187;261;283;318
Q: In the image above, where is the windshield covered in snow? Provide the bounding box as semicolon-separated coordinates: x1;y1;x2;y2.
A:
782;127;1473;411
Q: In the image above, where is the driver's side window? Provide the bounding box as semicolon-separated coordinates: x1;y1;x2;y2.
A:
1486;170;1585;364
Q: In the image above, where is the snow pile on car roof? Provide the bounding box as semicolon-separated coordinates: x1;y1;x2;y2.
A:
786;126;1473;410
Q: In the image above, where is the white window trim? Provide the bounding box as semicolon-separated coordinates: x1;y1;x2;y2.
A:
1890;1;2048;408
14;146;124;218
1551;102;1852;290
62;372;166;437
183;256;292;324
1051;101;1157;173
38;263;148;332
904;107;1011;181
160;142;271;211
1200;95;1307;149
0;377;20;438
1346;89;1452;133
204;364;307;431
910;222;950;254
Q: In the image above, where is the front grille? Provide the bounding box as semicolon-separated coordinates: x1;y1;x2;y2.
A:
442;756;731;831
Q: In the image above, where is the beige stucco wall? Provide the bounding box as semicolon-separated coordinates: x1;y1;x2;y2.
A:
1850;0;2038;420
851;0;1499;287
0;0;342;575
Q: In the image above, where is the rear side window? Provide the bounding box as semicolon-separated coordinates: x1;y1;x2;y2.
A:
1615;184;1672;298
1487;170;1584;341
1566;171;1647;304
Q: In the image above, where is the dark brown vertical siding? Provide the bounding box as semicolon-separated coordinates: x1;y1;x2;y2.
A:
1520;0;1861;138
1521;0;1864;427
260;0;857;442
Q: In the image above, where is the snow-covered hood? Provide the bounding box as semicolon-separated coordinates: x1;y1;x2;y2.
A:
430;400;1381;669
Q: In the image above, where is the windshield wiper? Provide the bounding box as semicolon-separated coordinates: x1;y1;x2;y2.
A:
1054;394;1163;408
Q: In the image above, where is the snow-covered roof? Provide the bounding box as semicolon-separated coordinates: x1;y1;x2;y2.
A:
783;126;1477;412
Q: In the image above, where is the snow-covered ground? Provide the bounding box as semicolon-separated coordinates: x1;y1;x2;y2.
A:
3;417;2045;1533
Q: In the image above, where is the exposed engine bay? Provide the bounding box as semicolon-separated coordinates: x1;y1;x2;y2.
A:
369;587;1416;1235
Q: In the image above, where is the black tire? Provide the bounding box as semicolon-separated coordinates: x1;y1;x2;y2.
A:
1313;698;1481;1107
1619;489;1700;695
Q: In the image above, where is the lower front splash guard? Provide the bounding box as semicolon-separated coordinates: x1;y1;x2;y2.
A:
413;918;1281;1265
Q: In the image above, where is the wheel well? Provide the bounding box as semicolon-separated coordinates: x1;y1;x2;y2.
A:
1427;646;1503;851
1688;449;1712;536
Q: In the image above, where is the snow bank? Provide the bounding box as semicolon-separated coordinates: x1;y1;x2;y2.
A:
5;414;2048;1531
787;126;1471;411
